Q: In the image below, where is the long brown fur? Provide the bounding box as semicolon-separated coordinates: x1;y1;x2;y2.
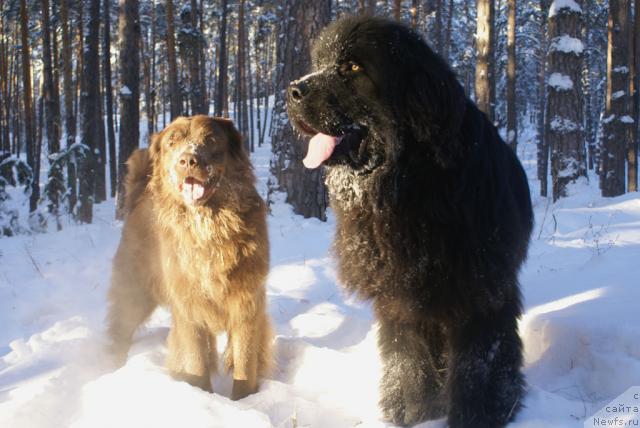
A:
107;115;272;400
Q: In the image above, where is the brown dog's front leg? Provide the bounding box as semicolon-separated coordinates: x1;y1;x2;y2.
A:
166;310;213;392
228;321;259;400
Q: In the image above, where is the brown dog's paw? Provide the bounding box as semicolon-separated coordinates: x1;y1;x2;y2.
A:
231;379;258;400
171;371;213;393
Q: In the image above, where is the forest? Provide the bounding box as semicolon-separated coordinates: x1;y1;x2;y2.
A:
0;0;638;232
2;2;640;427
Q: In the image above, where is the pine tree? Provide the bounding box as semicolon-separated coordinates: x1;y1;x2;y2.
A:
475;0;496;121
78;0;102;223
270;0;332;221
214;0;229;118
601;0;633;197
116;0;141;219
166;0;182;119
20;0;38;212
42;0;63;227
506;0;517;151
104;0;117;198
545;0;586;201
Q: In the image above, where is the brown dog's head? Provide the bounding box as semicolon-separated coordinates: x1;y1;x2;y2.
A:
149;115;250;207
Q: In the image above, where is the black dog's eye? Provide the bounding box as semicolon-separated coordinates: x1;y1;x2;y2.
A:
340;61;364;75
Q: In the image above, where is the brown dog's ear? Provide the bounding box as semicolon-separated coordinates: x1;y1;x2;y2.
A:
214;117;251;168
148;131;162;161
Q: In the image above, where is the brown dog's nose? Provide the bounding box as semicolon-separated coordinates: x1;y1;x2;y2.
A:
288;81;310;102
177;152;199;170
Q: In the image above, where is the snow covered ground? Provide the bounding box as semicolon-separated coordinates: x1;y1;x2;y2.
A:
1;134;640;428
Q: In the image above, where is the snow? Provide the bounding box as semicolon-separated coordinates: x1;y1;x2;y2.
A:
612;90;626;100
549;73;574;91
550;116;579;133
549;0;583;17
2;129;640;428
550;35;585;55
119;86;132;96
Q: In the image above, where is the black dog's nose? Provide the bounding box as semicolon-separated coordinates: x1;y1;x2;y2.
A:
288;81;310;102
177;152;199;170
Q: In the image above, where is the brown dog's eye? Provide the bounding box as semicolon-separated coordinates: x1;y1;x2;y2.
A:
350;63;362;72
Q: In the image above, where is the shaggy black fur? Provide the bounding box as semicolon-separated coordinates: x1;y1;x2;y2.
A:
286;17;534;428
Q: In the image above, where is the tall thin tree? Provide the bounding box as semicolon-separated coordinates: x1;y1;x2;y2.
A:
545;0;586;201
60;0;77;212
215;0;229;117
475;0;496;121
271;0;332;220
506;0;517;151
104;0;117;197
78;0;102;223
20;0;38;212
629;0;639;191
601;0;633;197
166;0;181;119
116;0;141;219
42;0;63;225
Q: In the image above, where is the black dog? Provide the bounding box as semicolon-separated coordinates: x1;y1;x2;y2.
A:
286;17;533;428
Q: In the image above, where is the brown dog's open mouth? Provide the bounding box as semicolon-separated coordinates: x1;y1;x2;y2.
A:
179;176;214;205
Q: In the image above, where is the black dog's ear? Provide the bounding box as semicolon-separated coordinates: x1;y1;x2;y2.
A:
395;31;467;168
214;117;251;169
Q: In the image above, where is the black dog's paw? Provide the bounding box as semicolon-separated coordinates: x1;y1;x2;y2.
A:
380;398;406;426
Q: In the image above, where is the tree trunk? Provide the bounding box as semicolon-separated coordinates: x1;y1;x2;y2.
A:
60;0;77;212
77;0;102;223
104;0;117;198
393;0;401;19
545;0;586;201
271;0;331;221
601;0;632;197
537;0;549;197
149;0;157;133
116;0;141;219
42;0;63;224
0;0;9;154
20;0;38;212
475;0;496;121
506;0;517;151
443;0;454;60
95;55;107;204
238;0;250;152
410;0;419;29
629;0;639;191
215;0;229;117
75;3;83;137
435;0;443;54
165;0;181;119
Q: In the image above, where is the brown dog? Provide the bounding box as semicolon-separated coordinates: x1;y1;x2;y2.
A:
107;115;272;400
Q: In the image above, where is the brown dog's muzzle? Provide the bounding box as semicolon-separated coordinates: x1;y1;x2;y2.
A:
173;147;217;206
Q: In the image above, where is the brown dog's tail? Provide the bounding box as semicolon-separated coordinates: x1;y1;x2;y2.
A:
123;149;152;216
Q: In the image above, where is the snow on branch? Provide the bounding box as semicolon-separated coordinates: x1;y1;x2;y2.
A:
548;73;574;91
550;116;579;133
612;90;626;100
549;0;582;17
550;35;584;55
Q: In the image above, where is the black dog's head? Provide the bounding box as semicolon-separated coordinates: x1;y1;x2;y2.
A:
286;17;467;172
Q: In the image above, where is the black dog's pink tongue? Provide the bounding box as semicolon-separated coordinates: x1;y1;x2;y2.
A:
303;133;342;169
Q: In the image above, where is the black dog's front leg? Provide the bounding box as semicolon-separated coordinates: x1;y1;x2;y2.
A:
447;305;525;428
378;317;448;426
